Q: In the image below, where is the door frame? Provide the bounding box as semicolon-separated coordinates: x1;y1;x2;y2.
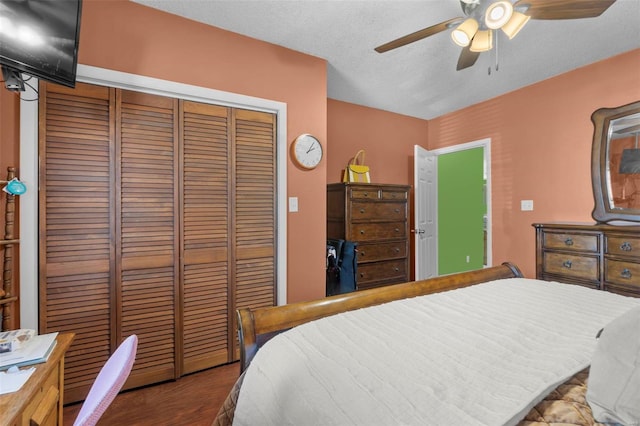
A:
19;65;288;329
414;138;492;277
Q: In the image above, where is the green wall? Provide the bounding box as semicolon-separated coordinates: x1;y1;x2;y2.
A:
438;147;486;275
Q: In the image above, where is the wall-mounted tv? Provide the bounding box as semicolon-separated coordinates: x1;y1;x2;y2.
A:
0;0;82;90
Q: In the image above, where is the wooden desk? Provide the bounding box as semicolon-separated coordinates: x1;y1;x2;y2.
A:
0;333;74;426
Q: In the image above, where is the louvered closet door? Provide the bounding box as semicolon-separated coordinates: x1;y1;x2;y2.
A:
232;109;277;357
181;101;231;373
39;83;115;403
40;81;278;402
118;90;179;386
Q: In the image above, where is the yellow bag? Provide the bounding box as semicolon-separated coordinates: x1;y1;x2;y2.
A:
343;150;371;183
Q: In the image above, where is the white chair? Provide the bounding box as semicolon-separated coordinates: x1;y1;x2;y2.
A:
73;335;138;426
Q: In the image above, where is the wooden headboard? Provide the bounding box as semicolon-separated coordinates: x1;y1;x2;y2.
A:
237;262;523;372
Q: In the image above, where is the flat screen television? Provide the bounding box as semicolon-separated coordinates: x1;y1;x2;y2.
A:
0;0;82;90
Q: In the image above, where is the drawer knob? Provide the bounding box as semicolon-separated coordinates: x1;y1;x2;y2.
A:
394;247;400;253
394;267;399;272
562;260;572;269
395;228;400;233
360;251;365;257
394;208;400;213
360;208;365;214
620;242;632;251
360;273;365;278
621;268;632;279
363;192;369;197
360;230;365;235
564;238;573;246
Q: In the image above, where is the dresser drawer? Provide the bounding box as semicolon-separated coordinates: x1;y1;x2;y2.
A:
357;241;407;262
543;232;599;252
350;188;380;200
349;222;406;241
358;259;407;286
542;252;599;281
605;259;640;287
350;201;406;221
606;235;640;258
381;188;407;200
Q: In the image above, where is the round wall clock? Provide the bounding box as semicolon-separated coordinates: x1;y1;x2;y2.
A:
291;133;323;170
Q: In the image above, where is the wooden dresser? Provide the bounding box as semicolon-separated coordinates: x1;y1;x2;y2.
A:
327;183;410;290
534;223;640;297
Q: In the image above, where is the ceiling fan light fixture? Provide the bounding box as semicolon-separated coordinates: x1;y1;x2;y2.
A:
451;18;479;47
485;0;513;29
469;29;493;52
501;11;530;39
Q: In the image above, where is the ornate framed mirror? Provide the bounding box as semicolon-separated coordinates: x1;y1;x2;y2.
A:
592;100;640;223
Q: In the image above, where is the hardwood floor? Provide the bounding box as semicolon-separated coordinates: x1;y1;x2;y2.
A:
63;362;240;426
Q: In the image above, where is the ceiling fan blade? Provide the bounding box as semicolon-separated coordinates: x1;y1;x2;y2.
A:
514;0;616;20
456;46;480;71
375;17;463;53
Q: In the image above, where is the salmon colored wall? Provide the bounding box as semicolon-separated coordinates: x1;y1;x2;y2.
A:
429;49;640;278
327;100;429;184
0;0;328;303
0;90;20;322
328;49;640;280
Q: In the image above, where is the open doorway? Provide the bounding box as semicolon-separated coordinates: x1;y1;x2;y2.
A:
414;138;491;279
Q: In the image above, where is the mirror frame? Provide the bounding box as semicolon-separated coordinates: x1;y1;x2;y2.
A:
591;100;640;223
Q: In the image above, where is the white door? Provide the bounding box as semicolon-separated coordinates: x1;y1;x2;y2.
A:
414;145;437;280
415;139;492;279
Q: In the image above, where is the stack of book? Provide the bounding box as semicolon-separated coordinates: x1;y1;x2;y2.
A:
0;330;58;370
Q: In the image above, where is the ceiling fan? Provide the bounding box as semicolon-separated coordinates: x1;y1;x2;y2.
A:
375;0;617;71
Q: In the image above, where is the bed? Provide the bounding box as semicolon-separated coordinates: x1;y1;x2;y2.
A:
213;263;640;426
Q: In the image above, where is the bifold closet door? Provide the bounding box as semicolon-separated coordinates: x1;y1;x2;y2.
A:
39;81;277;403
181;101;231;373
231;109;277;358
117;90;179;387
39;85;181;399
39;83;115;403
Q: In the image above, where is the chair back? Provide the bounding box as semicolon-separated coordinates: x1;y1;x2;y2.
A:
73;334;138;426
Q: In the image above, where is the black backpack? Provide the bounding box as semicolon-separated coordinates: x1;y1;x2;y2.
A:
326;239;357;296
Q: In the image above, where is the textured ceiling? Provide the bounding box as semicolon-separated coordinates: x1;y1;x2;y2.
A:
133;0;640;120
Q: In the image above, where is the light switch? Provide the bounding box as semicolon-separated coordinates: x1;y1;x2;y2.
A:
521;200;534;211
289;197;299;212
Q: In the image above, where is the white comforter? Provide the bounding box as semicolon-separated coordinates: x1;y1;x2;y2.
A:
233;278;640;426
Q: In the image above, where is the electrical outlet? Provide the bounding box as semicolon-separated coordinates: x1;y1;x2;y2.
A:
521;200;534;211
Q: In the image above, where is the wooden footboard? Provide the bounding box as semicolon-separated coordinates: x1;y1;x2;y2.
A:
237;262;523;372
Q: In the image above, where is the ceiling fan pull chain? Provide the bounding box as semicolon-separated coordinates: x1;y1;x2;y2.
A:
495;30;499;72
